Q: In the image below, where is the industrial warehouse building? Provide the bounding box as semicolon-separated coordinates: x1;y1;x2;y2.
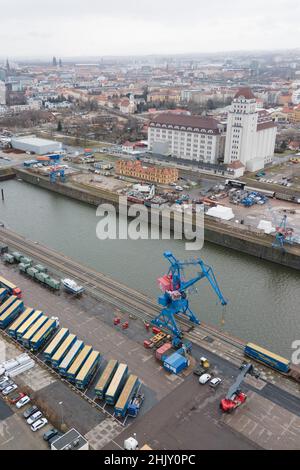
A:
11;135;62;155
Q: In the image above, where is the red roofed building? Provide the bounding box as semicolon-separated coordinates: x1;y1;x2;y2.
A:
224;87;277;171
116;160;178;184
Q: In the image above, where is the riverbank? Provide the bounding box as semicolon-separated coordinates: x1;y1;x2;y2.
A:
0;167;16;181
14;168;300;271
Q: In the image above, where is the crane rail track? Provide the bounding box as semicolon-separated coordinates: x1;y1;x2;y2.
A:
0;227;245;353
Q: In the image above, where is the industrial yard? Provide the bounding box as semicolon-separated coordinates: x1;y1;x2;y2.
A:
0;229;299;450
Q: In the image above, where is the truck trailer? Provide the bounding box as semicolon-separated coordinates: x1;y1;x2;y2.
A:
8;308;35;338
16;310;43;341
75;351;101;390
105;363;128;405
0;276;22;298
0;295;18;316
50;334;77;368
43;328;70;361
0;288;8;304
0;299;24;329
114;375;140;418
58;340;84;376
66;345;93;382
29;318;59;351
20;315;48;347
95;359;118;399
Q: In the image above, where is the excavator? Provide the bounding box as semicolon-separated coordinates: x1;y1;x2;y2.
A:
220;362;260;413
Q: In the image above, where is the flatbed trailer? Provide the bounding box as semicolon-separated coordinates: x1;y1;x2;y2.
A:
0;299;24;329
20;314;48;347
105;363;128;405
50;334;77;368
43;328;70;361
95;359;119;399
114;375;139;418
29;318;59;351
8;307;35;338
58;339;84;376
75;351;101;390
0;276;22;298
0;295;18;316
66;345;93;382
16;310;43;341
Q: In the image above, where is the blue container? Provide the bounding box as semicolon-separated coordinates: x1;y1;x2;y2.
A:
163;352;188;374
244;343;290;374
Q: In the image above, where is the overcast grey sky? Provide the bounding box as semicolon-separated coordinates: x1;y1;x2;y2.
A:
1;0;299;58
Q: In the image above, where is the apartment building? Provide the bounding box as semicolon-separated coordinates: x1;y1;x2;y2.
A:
116;160;178;184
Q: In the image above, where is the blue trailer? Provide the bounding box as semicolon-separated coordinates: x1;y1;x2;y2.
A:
50;334;77;368
75;351;101;390
43;328;70;361
66;345;93;382
58;340;84;376
0;288;8;304
7;307;35;338
244;343;290;374
16;310;43;341
114;375;140;418
0;295;18;316
29;318;59;351
95;359;119;399
163;352;188;374
21;315;48;347
0;299;24;329
105;363;128;405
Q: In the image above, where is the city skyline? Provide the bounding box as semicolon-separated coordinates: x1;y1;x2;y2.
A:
0;0;299;58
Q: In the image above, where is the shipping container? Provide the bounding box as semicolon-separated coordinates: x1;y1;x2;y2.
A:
29;318;59;351
43;328;70;361
0;277;22;298
16;310;43;341
0;299;24;329
21;315;48;347
75;351;101;389
0;295;18;316
163;352;188;374
114;375;139;418
58;340;84;376
105;363;128;405
155;342;172;361
8;308;35;338
244;343;290;374
66;345;93;381
50;333;77;368
95;359;119;399
0;288;8;303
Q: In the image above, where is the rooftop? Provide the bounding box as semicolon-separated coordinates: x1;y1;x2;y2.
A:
234;87;256;100
149;113;220;132
51;428;88;450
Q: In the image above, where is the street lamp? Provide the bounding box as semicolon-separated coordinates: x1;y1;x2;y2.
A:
59;401;64;428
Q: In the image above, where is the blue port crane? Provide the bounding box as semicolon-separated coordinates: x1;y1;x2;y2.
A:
152;251;227;338
50;168;65;184
272;214;294;252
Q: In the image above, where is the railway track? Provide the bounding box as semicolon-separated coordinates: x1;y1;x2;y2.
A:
0;227;245;353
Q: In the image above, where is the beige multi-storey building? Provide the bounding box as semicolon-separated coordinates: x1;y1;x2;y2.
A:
148;113;224;163
116;160;178;184
224;88;277;171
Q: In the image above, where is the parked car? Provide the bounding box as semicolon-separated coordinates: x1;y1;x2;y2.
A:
16;395;30;408
0;375;9;385
43;428;59;442
31;418;48;432
9;392;25;404
0;379;13;391
2;383;18;395
199;373;212;385
193;364;206;376
23;405;38;419
209;377;222;388
27;410;42;425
